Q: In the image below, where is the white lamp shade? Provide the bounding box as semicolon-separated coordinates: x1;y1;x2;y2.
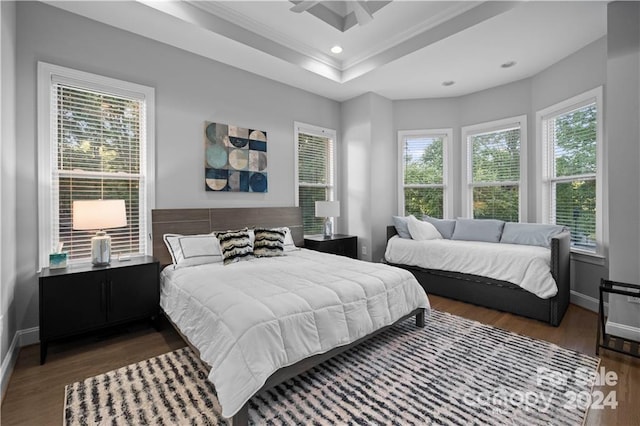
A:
72;200;127;231
315;200;340;218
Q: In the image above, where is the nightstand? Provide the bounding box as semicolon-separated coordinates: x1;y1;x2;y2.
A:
304;234;358;259
38;255;159;364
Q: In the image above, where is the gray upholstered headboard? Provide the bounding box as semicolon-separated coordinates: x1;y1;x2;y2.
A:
151;207;304;267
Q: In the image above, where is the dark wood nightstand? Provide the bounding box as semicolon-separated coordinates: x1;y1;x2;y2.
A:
304;234;358;259
38;255;159;364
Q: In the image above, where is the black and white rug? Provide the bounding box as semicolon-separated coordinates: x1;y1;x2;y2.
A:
64;310;599;425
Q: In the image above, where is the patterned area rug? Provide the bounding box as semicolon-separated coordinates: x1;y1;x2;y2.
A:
64;310;599;425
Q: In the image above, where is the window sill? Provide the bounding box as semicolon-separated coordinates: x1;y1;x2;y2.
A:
570;249;606;266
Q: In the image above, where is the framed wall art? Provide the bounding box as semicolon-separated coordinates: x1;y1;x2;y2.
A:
204;121;268;192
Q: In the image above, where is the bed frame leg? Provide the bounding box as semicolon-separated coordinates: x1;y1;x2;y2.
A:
416;308;425;328
230;403;249;426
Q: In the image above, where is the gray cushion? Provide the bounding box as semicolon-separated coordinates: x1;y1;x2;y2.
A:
392;216;411;239
500;223;568;248
452;218;505;243
422;215;456;239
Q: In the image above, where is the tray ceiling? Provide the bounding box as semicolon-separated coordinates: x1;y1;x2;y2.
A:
45;1;607;101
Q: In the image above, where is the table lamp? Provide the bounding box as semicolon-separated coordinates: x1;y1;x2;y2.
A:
315;200;340;238
72;199;127;266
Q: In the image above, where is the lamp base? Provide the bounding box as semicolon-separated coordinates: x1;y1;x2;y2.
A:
323;218;333;238
91;231;111;266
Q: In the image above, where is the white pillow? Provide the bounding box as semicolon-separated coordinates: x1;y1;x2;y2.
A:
407;215;443;241
280;227;300;252
163;234;223;269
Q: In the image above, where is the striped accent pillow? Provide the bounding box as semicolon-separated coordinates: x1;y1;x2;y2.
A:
215;228;253;265
253;227;286;258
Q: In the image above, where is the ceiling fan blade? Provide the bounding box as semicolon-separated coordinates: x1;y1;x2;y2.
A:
352;1;374;25
290;1;320;13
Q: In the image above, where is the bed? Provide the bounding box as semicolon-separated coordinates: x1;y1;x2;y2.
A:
385;225;570;326
151;207;429;425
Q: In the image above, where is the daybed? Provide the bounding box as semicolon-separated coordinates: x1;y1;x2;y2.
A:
151;207;429;425
384;216;570;326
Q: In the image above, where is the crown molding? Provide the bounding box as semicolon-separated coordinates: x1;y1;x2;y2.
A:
186;0;489;78
188;1;342;70
341;1;481;69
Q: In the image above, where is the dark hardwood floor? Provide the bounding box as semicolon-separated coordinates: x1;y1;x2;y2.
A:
2;297;639;425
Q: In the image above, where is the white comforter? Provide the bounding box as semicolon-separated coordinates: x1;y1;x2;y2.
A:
160;249;429;418
384;236;558;299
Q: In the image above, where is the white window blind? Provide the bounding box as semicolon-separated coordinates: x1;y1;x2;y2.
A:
466;123;522;222
296;126;335;234
543;102;598;251
38;62;155;268
54;84;146;261
399;132;448;218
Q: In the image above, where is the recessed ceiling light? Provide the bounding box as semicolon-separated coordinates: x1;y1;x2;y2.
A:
331;45;343;54
501;61;517;69
442;81;455;87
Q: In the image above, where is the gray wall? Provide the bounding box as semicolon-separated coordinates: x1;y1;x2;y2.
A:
532;36;609;301
393;98;461;215
1;0;18;382
605;2;640;335
392;38;609;301
14;2;340;334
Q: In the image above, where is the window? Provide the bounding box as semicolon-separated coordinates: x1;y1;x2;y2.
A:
538;87;603;254
462;116;527;222
37;62;155;268
398;129;452;218
295;123;336;235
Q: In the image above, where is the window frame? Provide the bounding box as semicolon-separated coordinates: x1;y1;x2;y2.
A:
461;115;527;221
397;129;453;218
536;86;604;257
293;121;337;235
37;62;155;270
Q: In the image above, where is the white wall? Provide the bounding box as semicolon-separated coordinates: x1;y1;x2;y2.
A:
605;1;640;340
1;0;18;396
14;2;340;334
341;92;395;262
341;94;373;261
392;38;609;302
369;93;394;262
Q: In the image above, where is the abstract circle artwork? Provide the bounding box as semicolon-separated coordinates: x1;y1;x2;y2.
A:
204;121;268;192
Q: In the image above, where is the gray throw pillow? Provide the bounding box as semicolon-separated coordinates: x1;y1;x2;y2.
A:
422;215;456;239
392;216;411;239
452;218;505;243
500;223;568;248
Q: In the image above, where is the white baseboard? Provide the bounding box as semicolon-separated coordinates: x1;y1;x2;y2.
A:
571;290;608;315
1;331;19;400
606;320;640;342
1;326;39;401
18;326;39;347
